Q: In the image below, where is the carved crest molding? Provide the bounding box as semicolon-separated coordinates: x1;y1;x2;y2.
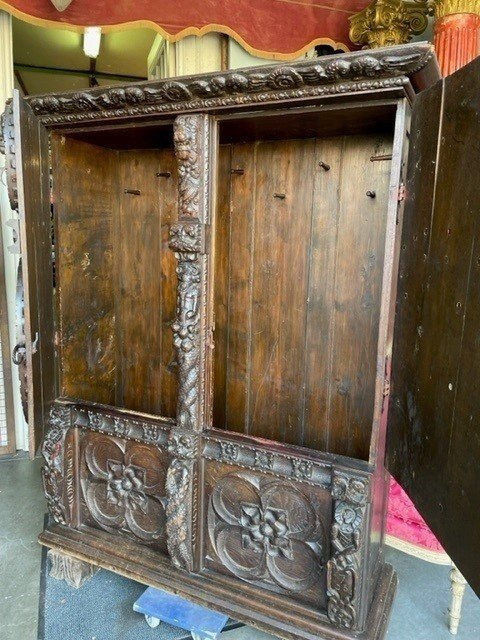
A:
14;44;435;128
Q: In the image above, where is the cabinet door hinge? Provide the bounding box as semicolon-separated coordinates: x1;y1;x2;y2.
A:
397;183;406;202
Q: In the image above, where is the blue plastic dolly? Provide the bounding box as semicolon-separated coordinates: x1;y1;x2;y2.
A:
133;586;230;640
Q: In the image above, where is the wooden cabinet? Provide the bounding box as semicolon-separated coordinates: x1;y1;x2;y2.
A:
2;42;479;640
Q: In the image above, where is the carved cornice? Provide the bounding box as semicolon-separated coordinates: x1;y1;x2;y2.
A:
19;44;435;127
433;0;480;18
350;0;431;48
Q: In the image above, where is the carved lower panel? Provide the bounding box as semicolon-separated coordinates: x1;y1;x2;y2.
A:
79;431;169;553
204;460;330;610
327;471;370;630
48;549;98;589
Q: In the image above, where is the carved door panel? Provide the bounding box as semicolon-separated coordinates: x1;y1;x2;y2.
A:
2;91;55;455
388;57;480;596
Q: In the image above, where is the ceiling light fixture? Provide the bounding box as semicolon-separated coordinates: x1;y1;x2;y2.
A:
83;27;102;58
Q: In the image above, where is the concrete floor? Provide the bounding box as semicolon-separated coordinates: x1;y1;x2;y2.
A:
0;456;45;640
0;456;479;640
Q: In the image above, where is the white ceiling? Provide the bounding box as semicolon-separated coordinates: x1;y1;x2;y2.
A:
12;18;157;95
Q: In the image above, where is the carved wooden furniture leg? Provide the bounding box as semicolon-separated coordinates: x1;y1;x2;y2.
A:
48;549;98;589
449;565;467;635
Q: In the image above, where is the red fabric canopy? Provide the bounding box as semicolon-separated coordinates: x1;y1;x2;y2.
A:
0;0;371;58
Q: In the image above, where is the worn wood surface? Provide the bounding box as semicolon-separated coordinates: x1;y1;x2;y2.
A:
115;149;177;416
214;135;392;459
388;57;480;597
52;139;178;415
14;92;55;454
52;135;117;406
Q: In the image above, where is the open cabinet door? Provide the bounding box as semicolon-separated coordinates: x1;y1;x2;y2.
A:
388;57;480;596
11;90;55;456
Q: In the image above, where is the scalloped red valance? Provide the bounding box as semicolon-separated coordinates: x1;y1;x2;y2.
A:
0;0;372;59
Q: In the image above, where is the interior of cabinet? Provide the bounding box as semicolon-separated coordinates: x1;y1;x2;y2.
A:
51;129;178;417
213;108;395;460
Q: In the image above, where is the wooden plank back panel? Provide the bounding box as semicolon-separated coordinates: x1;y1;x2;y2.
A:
327;136;392;459
115;149;178;416
214;134;392;459
52;135;117;406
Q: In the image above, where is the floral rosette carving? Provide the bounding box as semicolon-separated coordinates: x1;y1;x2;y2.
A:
208;473;325;594
81;433;167;545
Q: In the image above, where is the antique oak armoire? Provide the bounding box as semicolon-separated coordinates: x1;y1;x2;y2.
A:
2;42;480;640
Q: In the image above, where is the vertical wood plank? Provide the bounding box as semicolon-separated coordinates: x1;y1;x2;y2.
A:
328;135;392;459
303;137;343;451
225;143;256;434
212;144;232;429
249;139;314;444
115;149;178;416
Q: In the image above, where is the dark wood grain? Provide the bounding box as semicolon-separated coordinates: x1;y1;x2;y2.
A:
14;92;55;454
213;135;392;459
52;135;117;406
388;57;480;597
115;149;178;416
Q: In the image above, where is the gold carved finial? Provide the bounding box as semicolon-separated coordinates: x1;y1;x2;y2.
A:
350;0;432;49
433;1;480;18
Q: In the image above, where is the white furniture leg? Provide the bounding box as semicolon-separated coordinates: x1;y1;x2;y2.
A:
449;565;467;635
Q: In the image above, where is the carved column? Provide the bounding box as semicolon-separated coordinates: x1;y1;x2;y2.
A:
327;471;370;630
167;114;212;572
350;0;430;48
433;1;480;75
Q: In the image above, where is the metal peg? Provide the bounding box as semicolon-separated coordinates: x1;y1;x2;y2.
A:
366;190;376;199
273;193;286;199
319;161;330;171
231;168;245;175
124;189;141;195
370;154;392;162
156;171;171;178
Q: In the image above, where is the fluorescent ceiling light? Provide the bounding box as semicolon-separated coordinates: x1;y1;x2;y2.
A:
83;27;102;58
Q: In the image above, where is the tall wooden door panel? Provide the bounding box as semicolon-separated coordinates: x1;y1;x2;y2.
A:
388;57;480;596
214;135;392;460
10;91;55;454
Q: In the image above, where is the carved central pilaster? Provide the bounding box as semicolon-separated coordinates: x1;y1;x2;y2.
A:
350;0;431;48
165;114;212;572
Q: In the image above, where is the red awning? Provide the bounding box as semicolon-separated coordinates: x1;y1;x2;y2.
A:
0;0;372;59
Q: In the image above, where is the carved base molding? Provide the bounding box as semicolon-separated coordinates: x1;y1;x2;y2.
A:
47;549;98;589
40;524;397;640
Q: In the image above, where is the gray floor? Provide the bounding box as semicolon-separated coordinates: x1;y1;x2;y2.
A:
0;456;479;640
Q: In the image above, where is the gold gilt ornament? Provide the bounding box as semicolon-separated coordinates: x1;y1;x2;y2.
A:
350;0;432;49
433;1;480;18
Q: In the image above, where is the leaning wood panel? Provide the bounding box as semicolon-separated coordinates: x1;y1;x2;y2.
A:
389;58;480;597
115;149;178;416
13;93;55;453
328;135;391;460
52;136;116;406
